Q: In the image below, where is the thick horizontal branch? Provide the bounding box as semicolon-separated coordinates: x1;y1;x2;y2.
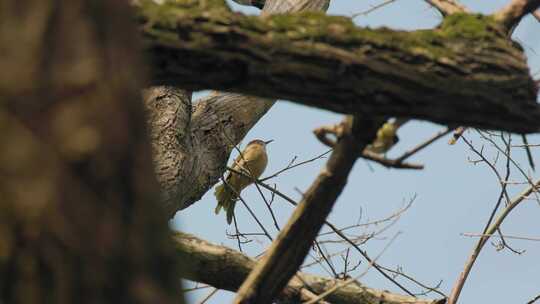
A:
175;232;444;304
137;0;540;133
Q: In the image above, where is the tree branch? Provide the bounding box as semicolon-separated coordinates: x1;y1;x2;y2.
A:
144;89;275;215
175;232;444;304
137;0;540;133
447;178;540;304
424;0;469;16
142;0;330;215
494;0;540;30
233;116;383;303
534;9;540;21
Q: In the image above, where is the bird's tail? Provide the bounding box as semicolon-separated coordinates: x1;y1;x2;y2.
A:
214;183;237;224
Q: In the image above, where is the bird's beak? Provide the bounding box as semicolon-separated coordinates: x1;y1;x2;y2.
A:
264;139;274;145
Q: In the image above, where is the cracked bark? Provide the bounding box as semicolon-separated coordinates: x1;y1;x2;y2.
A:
141;0;330;215
143;88;274;215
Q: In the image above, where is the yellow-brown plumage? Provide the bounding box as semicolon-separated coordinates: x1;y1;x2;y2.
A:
214;139;271;224
364;119;406;154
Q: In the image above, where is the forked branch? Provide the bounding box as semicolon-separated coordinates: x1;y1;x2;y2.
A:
233;116;383;304
447;179;540;304
494;0;540;30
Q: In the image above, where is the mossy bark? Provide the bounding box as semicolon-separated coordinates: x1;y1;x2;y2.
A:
136;0;539;133
141;0;330;214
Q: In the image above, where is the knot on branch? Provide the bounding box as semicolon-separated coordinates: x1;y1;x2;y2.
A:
313;122;346;147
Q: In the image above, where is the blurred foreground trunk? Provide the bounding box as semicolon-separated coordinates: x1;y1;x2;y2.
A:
0;1;180;303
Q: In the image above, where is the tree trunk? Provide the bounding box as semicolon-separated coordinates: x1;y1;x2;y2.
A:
0;1;179;303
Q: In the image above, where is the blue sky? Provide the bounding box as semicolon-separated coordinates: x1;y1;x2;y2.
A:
173;1;540;303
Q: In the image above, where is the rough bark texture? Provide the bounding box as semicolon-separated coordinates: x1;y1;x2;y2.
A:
137;0;539;133
141;0;330;215
0;1;178;303
175;232;444;304
143;88;273;215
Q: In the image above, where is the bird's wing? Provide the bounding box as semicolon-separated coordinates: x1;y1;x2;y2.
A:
226;151;250;181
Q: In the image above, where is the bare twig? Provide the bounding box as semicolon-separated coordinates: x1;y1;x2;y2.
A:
260;149;331;182
512;143;540;147
252;180;281;231
314;241;339;278
304;247;355;270
226;165;416;296
447;178;540;304
198;288;219;304
182;284;212;293
233;116;383;304
462;133;526;254
521;135;536;170
352;0;397;18
462;135;511;204
222;177;274;241
361;127;451;169
494;228;526;254
361;151;424;169
527;293;540;304
378;265;447;298
461;232;540;242
303;232;402;304
231;212;245;252
175;232;442;304
395;128;452;163
318;210;399;245
318;200;413;237
315;121;451;170
476;131;540;203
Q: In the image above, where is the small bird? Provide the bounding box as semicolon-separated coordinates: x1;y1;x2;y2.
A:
364;119;404;154
214;139;273;224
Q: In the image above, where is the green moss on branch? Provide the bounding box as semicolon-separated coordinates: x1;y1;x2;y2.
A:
134;0;540;133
